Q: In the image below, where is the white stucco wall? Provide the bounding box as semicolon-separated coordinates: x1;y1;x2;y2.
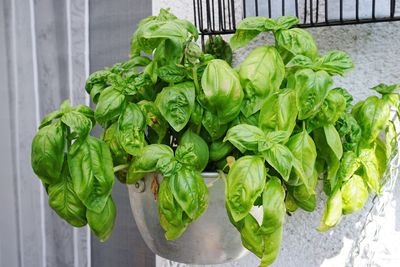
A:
153;1;400;266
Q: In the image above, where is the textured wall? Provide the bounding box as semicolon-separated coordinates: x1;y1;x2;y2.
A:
153;1;400;266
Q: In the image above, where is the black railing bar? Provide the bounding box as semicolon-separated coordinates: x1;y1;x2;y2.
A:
228;0;232;29
310;0;314;25
325;0;329;24
255;0;259;16
304;0;308;24
316;0;319;23
340;0;343;22
356;0;359;21
282;0;285;16
295;0;299;17
268;0;272;18
372;0;376;20
243;0;246;19
212;0;216;31
231;0;236;30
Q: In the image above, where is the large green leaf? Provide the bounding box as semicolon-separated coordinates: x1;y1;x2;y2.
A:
155;82;195;132
31;122;66;184
169;168;208;220
239;46;285;117
68;136;114;213
87;196;116;241
48;158;87;227
226;156;266;222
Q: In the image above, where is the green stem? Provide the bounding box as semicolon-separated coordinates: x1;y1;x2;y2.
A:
192;66;201;95
113;164;129;173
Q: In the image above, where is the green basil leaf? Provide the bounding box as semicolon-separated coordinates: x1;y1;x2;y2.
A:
287;128;317;192
179;129;209;172
259;89;297;140
353;96;390;144
341;175;368;215
94;87;127;126
275;28;318;63
226;156;266;222
294;69;333;120
209;141;233;161
127;144;174;184
85;69;111;94
230;17;269;49
118;103;146;155
87;196;116;241
313;51;354;76
39;109;64;129
155;81;195;132
174;144;198;168
313;127;341;194
239;46;285;117
201;59;244;123
61;111;92;138
276;16;299;29
259;177;285;235
169;168;208;220
371;83;400;95
204;35;233;65
138;100;168;144
228;212;263;258
102;123;128;166
68;136;114;213
48;158;87;227
307;88;347;131
156;64;187;83
263;144;293;182
158;178;191;240
201;110;228;140
318;189;342;232
336;151;360;182
335;113;361;152
259;226;283;267
286;54;314;69
31;122;66;184
324;124;343;160
359;145;381;193
224;124;265;153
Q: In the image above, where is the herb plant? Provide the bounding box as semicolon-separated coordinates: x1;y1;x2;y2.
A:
31;9;399;266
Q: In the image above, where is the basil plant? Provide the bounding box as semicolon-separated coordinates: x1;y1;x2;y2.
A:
31;9;399;266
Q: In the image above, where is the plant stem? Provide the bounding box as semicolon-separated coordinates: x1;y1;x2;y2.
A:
113;164;129;173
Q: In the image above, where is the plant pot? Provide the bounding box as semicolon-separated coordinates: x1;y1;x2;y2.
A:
127;172;263;265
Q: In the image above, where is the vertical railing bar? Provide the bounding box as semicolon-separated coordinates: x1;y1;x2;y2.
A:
325;0;329;23
268;0;272;17
340;0;343;22
390;0;396;18
205;0;211;31
304;0;308;24
316;0;319;23
219;0;224;31
372;0;376;19
356;0;359;21
310;0;314;25
231;0;236;30
243;0;247;18
295;0;299;18
255;0;259;16
198;0;203;32
227;0;232;30
282;0;285;16
193;0;196;27
212;0;216;31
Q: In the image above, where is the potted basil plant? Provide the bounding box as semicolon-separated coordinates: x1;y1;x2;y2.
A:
31;9;400;266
